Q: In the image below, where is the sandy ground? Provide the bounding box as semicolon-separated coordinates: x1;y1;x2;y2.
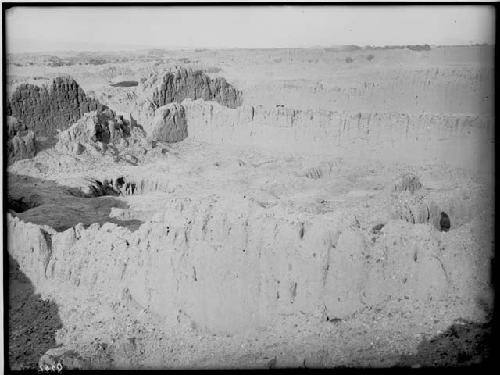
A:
7;139;494;369
6;45;495;369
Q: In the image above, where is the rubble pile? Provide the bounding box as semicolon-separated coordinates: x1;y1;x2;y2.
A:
55;109;147;161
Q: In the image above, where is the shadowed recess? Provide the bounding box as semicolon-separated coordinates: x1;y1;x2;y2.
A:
7;173;143;232
397;320;492;367
8;254;63;370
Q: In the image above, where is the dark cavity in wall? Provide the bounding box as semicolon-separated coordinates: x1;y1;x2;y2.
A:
86;177;138;197
440;212;451;232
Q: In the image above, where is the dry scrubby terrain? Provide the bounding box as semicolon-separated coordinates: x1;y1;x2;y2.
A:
6;46;494;369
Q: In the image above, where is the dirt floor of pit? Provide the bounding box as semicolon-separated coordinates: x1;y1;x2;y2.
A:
8;272;493;369
7;173;143;232
6;138;494;369
8;138;494;234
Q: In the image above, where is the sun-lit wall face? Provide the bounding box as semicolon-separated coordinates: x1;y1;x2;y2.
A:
5;5;496;53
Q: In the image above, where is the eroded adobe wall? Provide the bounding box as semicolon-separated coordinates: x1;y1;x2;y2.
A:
147;103;188;143
151;68;242;110
8;131;36;164
7;187;493;336
9;77;105;138
7;116;37;164
182;99;494;172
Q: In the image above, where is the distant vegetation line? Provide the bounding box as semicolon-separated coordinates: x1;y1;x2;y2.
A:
7;43;492;58
7;43;492;68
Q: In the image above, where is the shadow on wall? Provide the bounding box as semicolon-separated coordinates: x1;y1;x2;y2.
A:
397;320;492;367
7;173;143;232
35;136;59;154
8;254;63;370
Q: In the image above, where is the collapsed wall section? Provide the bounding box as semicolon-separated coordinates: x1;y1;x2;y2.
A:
55;108;149;161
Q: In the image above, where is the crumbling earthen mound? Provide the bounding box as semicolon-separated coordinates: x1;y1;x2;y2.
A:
152;67;242;109
391;174;452;231
56;110;114;154
147;103;188;143
9;76;105;138
55;108;147;157
7;116;37;164
7;116;26;138
394;173;423;194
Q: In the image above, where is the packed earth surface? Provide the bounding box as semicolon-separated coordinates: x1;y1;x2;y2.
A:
6;46;494;369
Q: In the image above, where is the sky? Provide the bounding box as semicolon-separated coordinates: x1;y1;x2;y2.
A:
5;5;496;53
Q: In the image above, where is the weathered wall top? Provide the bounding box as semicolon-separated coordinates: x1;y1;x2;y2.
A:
8;76;105;138
151;67;242;109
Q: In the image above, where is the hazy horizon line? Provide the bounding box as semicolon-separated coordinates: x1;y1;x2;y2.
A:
8;42;494;55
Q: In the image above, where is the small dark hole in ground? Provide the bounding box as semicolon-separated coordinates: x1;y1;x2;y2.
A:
115;177;125;188
440;211;451;232
299;223;305;239
372;223;385;234
326;316;342;324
